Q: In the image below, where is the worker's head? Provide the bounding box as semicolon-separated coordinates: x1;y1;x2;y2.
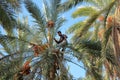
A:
57;31;62;36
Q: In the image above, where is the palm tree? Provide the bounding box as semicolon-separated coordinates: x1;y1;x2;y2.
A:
0;0;74;80
24;0;68;79
0;0;89;79
67;0;120;79
0;0;119;80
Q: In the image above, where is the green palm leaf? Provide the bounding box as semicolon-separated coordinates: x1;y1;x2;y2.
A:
55;17;66;33
24;0;45;28
67;21;85;34
0;2;16;33
0;34;32;45
72;6;98;18
0;51;25;80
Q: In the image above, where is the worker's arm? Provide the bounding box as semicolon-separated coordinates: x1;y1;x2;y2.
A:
54;38;63;44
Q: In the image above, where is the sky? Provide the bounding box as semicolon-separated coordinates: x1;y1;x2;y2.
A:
0;0;86;79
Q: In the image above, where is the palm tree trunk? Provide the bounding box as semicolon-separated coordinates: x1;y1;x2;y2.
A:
48;55;57;80
112;2;120;67
47;26;56;80
48;66;56;80
112;26;120;66
47;28;54;48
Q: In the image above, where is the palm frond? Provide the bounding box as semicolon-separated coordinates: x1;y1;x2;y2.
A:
71;31;92;44
0;51;20;61
50;0;61;20
24;0;46;28
6;0;22;10
67;21;85;34
0;34;32;53
101;27;112;56
0;48;33;79
24;0;49;42
58;0;84;12
0;59;22;79
42;0;51;21
55;17;66;33
0;53;23;79
67;44;83;60
0;41;12;54
106;48;117;65
86;0;114;8
16;19;31;33
78;40;101;55
65;58;86;70
99;27;113;67
75;1;115;38
92;23;100;41
72;6;98;18
0;34;31;44
68;40;101;60
42;0;62;21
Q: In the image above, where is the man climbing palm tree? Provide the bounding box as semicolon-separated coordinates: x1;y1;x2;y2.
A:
54;31;68;51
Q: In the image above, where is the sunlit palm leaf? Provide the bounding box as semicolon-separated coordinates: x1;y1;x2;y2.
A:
67;21;85;34
72;6;98;18
85;0;114;8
